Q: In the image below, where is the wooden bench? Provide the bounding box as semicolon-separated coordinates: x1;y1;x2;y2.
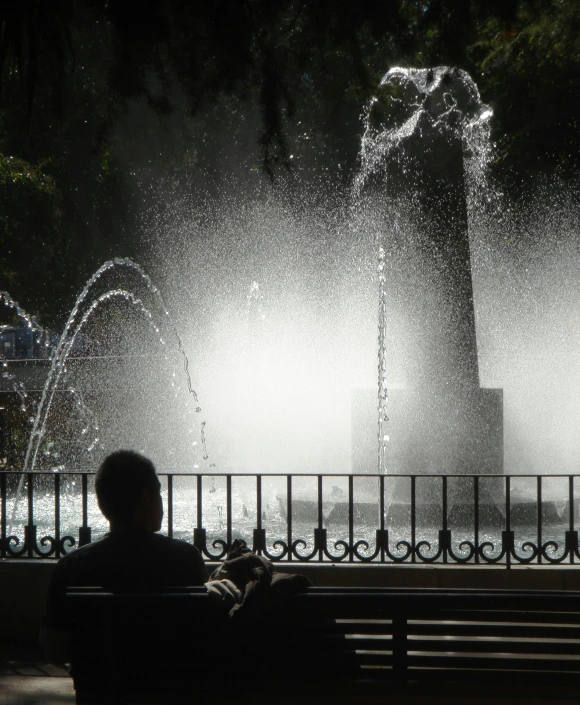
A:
65;586;580;703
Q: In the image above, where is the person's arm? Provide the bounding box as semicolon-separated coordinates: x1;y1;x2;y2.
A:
192;545;209;583
205;578;242;605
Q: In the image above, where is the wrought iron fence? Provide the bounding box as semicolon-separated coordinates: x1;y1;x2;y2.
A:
2;471;580;566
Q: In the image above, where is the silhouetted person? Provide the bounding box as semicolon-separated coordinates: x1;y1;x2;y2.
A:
41;450;208;662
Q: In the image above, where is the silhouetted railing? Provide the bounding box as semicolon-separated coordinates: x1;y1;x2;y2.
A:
1;471;580;566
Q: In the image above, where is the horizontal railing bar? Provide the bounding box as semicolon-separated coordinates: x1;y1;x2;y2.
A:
2;471;580;479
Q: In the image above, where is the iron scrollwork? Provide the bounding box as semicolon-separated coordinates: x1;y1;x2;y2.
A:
353;530;412;562
446;535;477;563
193;528;228;561
539;530;578;563
414;530;477;564
5;524;76;558
252;528;289;560
291;528;351;562
477;530;539;564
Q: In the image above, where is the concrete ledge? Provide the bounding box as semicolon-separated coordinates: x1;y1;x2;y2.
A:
3;559;580;657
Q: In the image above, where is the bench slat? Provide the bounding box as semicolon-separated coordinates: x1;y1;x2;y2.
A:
406;653;580;671
405;621;580;638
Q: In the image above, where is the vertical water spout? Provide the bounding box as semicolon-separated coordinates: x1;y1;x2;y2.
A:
355;66;502;479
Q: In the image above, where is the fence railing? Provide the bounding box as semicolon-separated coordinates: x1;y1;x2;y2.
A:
2;471;580;566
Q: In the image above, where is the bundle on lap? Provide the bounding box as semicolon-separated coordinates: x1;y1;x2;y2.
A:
207;538;312;619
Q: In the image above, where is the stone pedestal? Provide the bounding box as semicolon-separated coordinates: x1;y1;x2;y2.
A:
353;387;503;475
352;387;504;512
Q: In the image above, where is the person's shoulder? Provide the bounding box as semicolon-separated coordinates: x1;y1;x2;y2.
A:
149;533;207;581
55;535;111;568
150;533;201;555
49;535;112;588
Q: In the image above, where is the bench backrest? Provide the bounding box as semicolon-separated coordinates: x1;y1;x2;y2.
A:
65;587;580;703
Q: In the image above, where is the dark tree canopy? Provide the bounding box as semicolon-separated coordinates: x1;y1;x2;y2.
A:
3;0;577;173
0;0;579;324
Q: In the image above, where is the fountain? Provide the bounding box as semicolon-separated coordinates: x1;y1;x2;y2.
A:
1;65;579;562
350;67;505;524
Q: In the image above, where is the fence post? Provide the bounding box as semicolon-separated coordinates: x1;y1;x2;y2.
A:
79;473;91;546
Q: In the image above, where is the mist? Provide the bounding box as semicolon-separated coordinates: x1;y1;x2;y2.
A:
128;154;580;477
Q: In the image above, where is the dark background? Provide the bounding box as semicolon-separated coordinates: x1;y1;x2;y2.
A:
1;0;579;327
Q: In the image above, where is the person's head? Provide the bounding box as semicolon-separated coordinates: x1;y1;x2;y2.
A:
95;450;163;532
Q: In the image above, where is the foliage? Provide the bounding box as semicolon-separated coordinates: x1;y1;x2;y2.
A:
1;1;576;175
472;0;580;178
0;153;70;326
0;0;578;324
